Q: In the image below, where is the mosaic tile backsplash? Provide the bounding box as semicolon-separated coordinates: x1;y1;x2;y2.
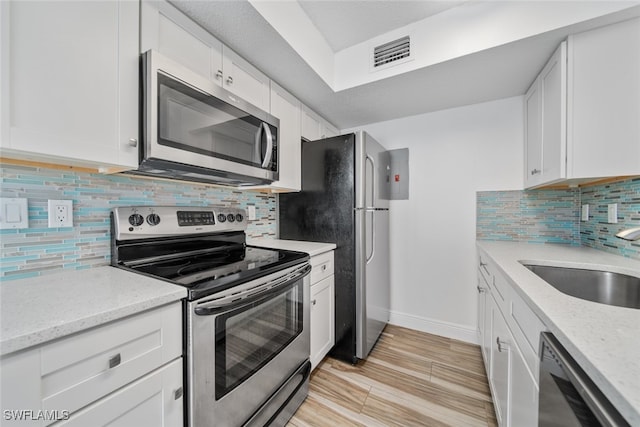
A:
580;178;640;258
477;189;580;244
0;165;277;281
477;177;640;259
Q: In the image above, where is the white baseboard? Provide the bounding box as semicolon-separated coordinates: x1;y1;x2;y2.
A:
389;310;479;345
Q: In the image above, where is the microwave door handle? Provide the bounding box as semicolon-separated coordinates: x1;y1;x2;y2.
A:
261;122;274;168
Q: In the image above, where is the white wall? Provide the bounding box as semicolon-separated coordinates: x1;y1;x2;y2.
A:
349;96;524;343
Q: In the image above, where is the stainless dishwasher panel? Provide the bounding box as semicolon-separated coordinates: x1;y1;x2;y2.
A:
538;333;629;427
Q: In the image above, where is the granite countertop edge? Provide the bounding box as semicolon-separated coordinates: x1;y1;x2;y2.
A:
0;266;187;357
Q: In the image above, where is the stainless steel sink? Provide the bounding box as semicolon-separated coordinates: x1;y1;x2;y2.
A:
523;264;640;309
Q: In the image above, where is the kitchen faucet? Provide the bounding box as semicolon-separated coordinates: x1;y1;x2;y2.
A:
615;227;640;241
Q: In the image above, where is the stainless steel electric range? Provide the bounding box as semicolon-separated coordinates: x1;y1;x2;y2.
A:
111;206;311;427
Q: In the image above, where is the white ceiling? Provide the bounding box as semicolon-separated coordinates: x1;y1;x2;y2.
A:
298;0;465;52
169;1;640;129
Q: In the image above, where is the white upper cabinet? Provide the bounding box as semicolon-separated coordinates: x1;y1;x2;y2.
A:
0;0;139;170
141;0;270;112
270;82;302;192
567;17;640;179
524;42;567;189
301;105;338;141
525;18;640;188
301;105;323;141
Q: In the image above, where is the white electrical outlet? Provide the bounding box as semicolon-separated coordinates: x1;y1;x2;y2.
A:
581;204;589;222
247;206;257;221
48;200;73;228
607;203;618;224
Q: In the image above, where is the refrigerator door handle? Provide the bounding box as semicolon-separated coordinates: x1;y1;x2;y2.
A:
366;210;375;264
365;154;375;209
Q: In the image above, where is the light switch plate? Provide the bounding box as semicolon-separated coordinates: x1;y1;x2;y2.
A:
607;203;618;224
48;199;73;228
581;204;589;222
247;206;257;221
0;198;29;229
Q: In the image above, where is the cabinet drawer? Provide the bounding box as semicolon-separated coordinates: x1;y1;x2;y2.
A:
478;252;492;286
40;303;181;420
310;251;334;284
55;358;183;427
510;291;546;381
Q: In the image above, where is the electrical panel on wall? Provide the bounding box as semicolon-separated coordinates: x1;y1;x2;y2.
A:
388;148;409;200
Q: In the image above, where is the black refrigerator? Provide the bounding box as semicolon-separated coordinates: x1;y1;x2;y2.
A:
279;131;391;364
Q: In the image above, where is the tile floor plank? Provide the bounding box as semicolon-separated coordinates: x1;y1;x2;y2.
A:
287;325;497;427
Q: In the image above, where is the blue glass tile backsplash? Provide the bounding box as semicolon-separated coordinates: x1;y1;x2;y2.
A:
0;165;277;281
477;177;640;259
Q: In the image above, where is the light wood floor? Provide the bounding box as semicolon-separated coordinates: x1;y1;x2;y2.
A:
287;325;498;427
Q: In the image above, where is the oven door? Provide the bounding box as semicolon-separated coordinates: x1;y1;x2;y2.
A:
187;263;311;427
142;50;279;184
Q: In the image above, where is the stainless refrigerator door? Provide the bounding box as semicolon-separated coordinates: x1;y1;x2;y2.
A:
355;131;391;359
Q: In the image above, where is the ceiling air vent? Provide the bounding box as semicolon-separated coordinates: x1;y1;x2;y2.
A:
373;36;410;68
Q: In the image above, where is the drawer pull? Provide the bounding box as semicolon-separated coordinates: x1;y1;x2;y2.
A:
311;299;317;306
477;286;485;294
174;387;184;400
108;353;121;369
321;264;327;271
496;337;509;353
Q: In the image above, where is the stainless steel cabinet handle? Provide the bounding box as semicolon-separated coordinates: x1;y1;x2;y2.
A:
174;387;183;400
496;337;508;352
108;353;121;369
227;76;233;85
128;138;138;147
216;70;223;79
531;169;541;175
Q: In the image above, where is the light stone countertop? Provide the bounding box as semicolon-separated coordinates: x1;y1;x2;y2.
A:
477;241;640;425
247;237;336;257
0;266;186;356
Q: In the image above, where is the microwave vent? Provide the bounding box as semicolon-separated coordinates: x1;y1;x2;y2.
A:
373;36;410;68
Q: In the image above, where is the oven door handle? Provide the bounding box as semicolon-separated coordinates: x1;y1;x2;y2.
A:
194;264;311;316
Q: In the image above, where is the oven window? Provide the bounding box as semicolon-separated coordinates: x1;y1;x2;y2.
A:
157;73;277;171
214;280;303;400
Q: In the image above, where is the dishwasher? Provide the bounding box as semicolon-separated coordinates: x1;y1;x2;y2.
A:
538;332;630;427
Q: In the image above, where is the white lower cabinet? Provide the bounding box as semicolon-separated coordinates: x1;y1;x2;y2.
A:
56;359;183;427
478;248;543;427
0;303;183;427
310;275;335;369
309;250;335;370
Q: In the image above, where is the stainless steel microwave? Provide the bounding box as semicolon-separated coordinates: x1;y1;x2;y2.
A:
133;50;279;186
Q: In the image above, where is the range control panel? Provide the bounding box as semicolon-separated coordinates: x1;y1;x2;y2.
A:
112;206;247;240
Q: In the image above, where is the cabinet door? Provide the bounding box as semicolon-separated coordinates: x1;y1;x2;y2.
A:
270;82;302;192
568;17;640;178
301;105;322;141
524;78;542;188
476;271;488;362
539;42;567;184
510;344;538;427
56;359;183;427
321;120;339;139
140;0;223;82
490;296;510;426
310;275;335;370
1;1;138;169
222;47;270;112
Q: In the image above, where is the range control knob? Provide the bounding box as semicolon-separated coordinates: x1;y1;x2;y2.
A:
227;213;235;223
217;213;227;223
235;213;243;222
146;213;161;226
128;213;144;227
